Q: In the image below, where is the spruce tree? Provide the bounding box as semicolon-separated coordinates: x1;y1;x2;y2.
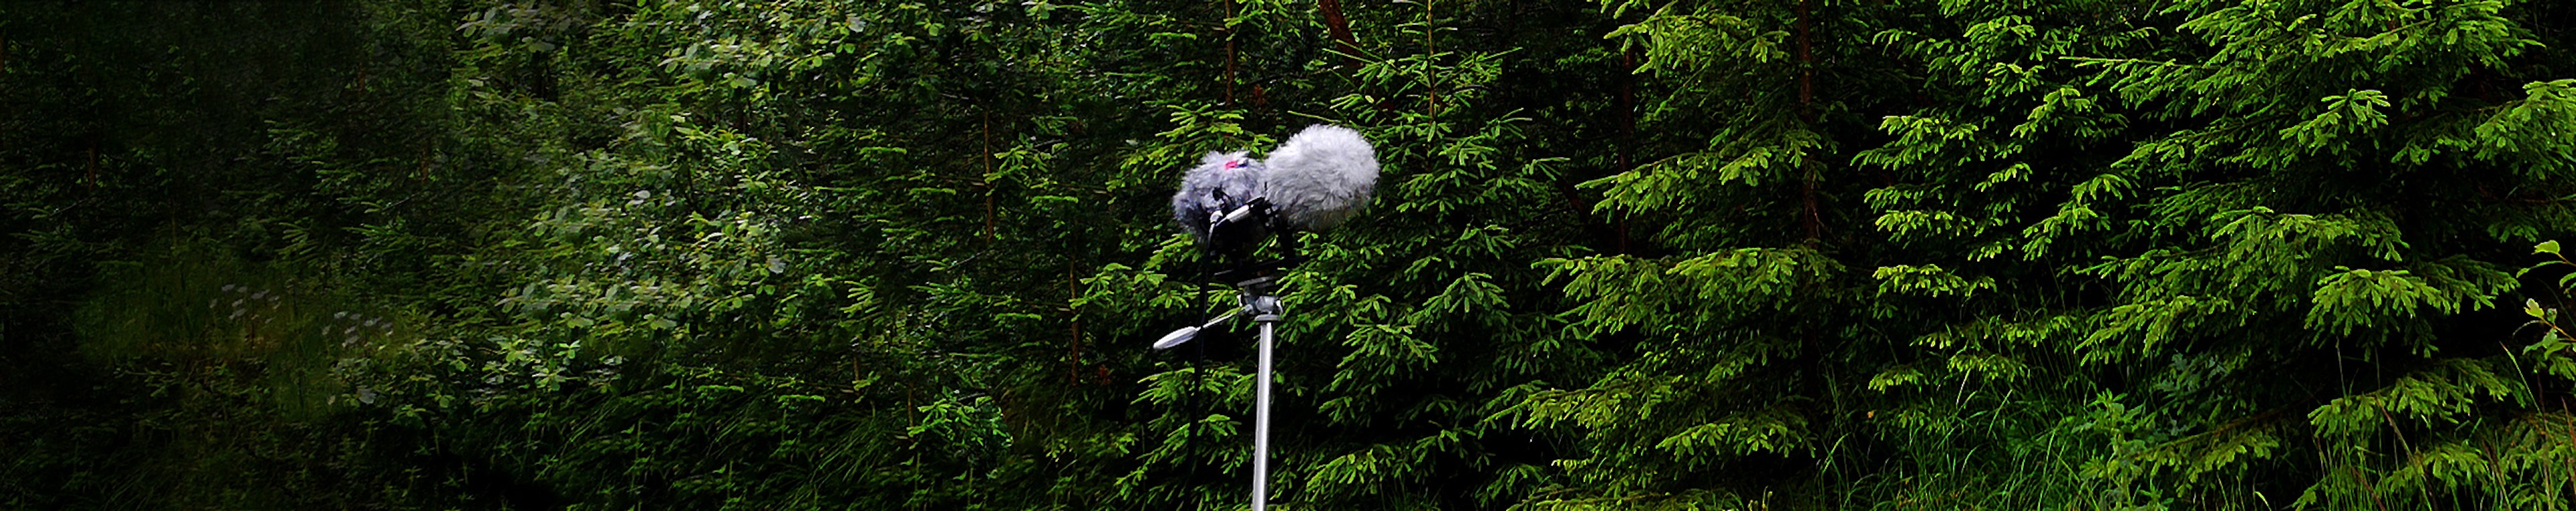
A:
1537;0;2576;508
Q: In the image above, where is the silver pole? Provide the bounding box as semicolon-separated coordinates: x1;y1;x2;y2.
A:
1251;311;1280;511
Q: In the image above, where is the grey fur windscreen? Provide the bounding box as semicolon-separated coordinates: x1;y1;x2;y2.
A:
1171;150;1265;242
1258;125;1379;232
1169;124;1380;244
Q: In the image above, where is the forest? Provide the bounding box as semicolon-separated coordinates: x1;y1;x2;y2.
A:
3;0;2575;508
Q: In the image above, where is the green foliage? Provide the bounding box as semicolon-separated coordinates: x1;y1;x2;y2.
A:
3;0;2573;509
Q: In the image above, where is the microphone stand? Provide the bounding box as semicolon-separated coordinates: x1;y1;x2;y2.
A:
1163;124;1375;510
1152;255;1296;511
1153;199;1311;511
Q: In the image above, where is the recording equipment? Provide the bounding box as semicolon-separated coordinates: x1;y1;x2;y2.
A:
1171;150;1268;254
1155;124;1379;511
1257;125;1379;232
1169;125;1381;257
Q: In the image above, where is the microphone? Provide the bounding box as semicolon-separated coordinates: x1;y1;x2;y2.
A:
1256;125;1379;232
1172;151;1269;254
1169;125;1380;255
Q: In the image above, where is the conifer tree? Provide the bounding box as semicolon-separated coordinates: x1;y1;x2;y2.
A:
1538;0;2576;508
5;0;2573;508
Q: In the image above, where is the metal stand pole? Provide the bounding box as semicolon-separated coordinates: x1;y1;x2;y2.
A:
1248;293;1281;511
1251;312;1279;510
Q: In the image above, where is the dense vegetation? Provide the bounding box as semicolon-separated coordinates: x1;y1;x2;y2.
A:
4;0;2574;508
